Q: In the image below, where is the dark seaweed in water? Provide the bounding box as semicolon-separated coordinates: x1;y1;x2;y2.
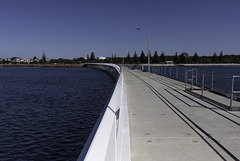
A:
0;67;115;161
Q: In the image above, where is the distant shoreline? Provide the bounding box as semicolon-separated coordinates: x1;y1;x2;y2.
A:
179;63;240;66
1;63;240;68
135;63;240;66
0;64;84;67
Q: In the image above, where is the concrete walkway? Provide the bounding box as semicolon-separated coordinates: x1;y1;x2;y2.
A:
123;68;240;161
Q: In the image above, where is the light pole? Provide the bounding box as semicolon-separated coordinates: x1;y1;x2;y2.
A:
136;28;150;73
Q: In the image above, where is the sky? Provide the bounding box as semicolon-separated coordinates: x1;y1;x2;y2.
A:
0;0;240;59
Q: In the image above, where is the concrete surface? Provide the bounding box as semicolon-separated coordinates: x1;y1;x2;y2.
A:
123;68;240;161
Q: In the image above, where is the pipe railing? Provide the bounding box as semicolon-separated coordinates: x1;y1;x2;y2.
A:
230;76;240;108
136;65;240;110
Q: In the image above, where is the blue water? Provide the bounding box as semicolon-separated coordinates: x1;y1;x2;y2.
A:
0;67;115;161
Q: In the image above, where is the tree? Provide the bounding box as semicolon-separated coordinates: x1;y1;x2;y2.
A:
33;56;39;64
133;51;138;64
179;52;189;64
219;50;224;63
159;52;166;63
90;52;95;62
212;52;218;63
2;59;6;64
139;51;146;63
40;52;47;64
152;51;159;63
87;54;89;63
173;52;179;64
192;52;199;63
126;52;131;64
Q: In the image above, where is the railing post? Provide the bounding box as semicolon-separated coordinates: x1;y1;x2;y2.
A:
196;69;198;85
202;74;205;98
191;70;193;90
170;67;171;78
185;69;187;91
176;67;178;80
230;76;234;109
211;70;214;90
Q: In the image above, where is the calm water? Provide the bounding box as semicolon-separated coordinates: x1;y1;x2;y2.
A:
0;67;115;161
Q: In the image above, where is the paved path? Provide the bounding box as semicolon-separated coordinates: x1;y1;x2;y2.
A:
123;68;240;161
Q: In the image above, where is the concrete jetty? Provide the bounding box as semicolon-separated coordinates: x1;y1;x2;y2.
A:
123;67;240;161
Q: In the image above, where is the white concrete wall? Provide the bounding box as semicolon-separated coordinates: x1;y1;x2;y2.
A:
78;63;131;161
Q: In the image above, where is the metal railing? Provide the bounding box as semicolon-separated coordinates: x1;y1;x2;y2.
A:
230;76;240;108
185;70;240;109
185;68;198;91
136;65;240;109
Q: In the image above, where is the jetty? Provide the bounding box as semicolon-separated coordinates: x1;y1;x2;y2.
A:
124;67;240;161
79;64;240;161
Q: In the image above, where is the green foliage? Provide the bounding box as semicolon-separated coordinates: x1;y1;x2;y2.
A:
139;51;146;63
152;51;159;63
87;54;89;62
90;52;95;62
159;52;166;63
192;52;199;63
126;52;131;64
212;52;218;63
219;50;223;63
39;52;47;64
133;51;138;64
179;52;189;64
173;52;179;64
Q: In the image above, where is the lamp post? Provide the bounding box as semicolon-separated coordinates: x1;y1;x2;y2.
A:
136;28;150;73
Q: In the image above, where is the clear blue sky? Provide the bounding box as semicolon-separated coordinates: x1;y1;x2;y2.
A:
0;0;240;59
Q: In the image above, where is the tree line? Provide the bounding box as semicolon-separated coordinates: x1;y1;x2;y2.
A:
121;50;240;64
2;51;240;65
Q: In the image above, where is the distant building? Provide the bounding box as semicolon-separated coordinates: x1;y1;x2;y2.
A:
5;58;11;62
11;57;22;63
166;61;174;64
98;57;106;63
10;57;33;64
98;57;106;60
22;58;33;64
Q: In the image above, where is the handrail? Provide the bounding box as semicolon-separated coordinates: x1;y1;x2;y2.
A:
137;65;240;110
78;63;131;161
230;75;240;108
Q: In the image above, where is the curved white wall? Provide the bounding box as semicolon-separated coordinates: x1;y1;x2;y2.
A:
78;63;131;161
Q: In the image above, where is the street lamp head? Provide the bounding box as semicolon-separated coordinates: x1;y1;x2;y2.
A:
136;28;141;30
